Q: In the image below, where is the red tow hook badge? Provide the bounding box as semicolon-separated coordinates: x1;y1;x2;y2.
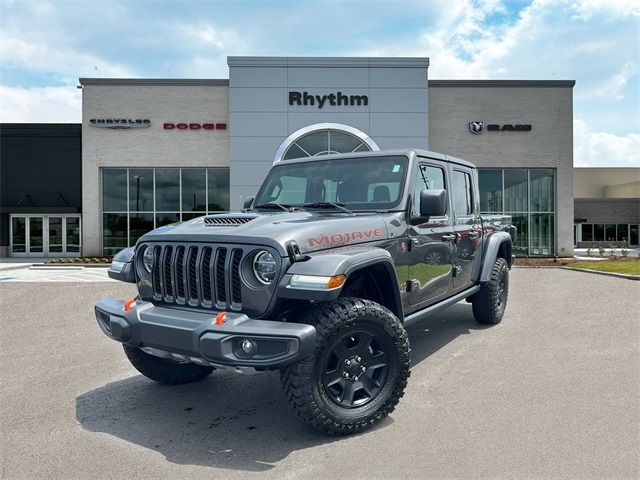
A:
214;311;227;325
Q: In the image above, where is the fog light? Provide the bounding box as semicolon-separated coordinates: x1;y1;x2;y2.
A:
241;339;256;356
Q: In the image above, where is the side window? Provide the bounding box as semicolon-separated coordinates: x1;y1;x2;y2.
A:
412;164;446;216
452;170;473;217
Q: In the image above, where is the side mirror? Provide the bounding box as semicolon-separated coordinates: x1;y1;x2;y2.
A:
243;196;254;209
419;189;447;217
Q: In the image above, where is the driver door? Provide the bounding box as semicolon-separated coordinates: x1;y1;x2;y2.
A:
407;163;454;308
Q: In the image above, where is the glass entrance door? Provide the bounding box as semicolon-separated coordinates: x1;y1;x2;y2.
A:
10;215;81;257
48;217;64;253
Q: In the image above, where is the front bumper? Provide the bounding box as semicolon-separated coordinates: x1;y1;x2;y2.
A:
94;298;316;368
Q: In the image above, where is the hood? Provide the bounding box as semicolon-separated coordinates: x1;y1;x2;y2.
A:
138;211;391;256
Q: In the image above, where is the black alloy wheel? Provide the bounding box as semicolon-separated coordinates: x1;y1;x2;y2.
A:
321;330;390;408
280;297;410;435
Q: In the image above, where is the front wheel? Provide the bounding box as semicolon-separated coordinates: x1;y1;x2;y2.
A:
280;298;410;435
471;257;509;324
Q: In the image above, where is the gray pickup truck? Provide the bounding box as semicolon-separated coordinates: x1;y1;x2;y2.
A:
96;149;515;435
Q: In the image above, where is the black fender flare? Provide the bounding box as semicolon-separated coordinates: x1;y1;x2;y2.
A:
277;247;403;319
477;232;513;283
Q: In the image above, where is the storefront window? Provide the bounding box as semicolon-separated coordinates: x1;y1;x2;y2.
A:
155;169;180;211
616;224;628;242
630;225;639;246
530;169;554;212
582;224;593;242
181;169;206;212
593;224;604;241
605;224;616;242
530;214;554;256
103;169;127;212
504;169;528;212
129;169;153;212
103;213;127;256
102;167;230;255
478;170;502;213
207;168;230;212
478;168;556;256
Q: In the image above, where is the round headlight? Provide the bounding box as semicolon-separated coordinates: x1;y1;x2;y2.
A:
253;250;277;285
142;246;154;273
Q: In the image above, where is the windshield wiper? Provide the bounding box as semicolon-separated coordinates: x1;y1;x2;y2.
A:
253;202;292;212
302;201;354;214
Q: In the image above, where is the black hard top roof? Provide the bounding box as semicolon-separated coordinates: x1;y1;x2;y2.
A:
278;149;477;170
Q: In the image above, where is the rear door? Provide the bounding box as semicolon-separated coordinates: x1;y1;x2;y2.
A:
407;162;455;308
450;167;482;290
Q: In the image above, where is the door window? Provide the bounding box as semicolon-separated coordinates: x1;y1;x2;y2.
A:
48;217;63;253
65;217;81;253
411;165;446;217
11;217;26;253
29;217;43;253
452;170;473;218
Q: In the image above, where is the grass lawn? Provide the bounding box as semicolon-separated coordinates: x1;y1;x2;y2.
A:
566;260;640;276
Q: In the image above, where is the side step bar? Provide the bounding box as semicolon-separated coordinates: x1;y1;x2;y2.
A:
403;285;481;328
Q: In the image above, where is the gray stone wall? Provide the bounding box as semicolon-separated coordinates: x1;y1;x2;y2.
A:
227;57;429;209
575;198;640;224
428;81;575;256
80;80;229;256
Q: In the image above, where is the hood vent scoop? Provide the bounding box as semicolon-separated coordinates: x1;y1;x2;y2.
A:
204;216;257;227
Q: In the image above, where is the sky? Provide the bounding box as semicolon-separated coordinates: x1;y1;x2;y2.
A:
0;0;638;167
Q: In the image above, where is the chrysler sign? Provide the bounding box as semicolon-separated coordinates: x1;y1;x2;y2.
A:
89;118;150;129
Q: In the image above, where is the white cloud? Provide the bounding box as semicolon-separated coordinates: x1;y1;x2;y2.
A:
586;62;638;100
574;119;640;167
0;34;135;81
0;85;81;123
570;0;640;20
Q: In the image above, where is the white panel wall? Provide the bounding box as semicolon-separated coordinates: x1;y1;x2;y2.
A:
81;82;229;255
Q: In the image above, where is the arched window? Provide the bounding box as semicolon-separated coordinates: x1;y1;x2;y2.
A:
274;123;379;164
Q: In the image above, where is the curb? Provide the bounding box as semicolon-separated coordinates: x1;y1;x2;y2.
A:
513;265;568;268
562;266;640;281
42;263;110;268
0;264;32;272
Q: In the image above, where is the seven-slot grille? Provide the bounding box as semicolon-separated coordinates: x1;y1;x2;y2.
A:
149;244;244;309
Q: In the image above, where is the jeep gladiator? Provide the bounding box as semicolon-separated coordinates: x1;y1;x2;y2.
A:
96;149;515;435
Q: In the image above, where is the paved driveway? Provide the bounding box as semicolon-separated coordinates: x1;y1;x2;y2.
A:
1;269;638;479
0;266;114;283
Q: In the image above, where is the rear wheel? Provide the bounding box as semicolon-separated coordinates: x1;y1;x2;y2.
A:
472;257;509;324
123;345;214;385
280;298;410;435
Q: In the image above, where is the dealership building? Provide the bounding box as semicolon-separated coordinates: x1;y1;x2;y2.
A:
3;56;636;258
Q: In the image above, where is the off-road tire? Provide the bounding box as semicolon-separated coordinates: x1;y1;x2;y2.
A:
123;345;214;385
280;297;410;436
472;257;509;324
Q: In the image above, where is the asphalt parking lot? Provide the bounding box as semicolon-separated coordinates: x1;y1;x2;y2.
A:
1;268;638;479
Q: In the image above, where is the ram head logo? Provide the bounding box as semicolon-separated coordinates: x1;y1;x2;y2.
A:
469;121;484;134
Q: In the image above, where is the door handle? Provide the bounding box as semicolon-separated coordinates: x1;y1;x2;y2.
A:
441;234;457;242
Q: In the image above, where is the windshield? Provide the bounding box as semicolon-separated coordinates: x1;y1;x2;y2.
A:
255;155;409;211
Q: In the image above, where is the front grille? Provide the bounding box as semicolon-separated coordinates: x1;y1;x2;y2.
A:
149;244;245;309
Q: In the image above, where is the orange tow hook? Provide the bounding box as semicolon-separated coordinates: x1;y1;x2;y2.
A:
215;311;227;325
123;298;136;312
